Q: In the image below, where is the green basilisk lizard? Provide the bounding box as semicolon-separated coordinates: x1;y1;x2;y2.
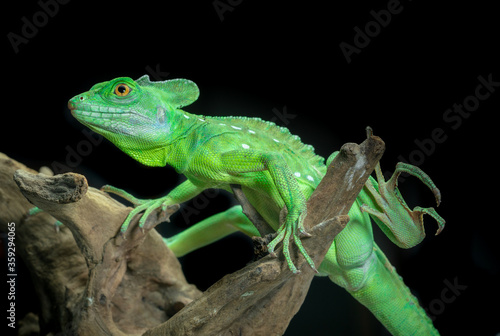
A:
62;75;445;335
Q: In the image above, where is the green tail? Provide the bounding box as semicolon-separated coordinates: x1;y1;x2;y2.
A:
348;244;439;336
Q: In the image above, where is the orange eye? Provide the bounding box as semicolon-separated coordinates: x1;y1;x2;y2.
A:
114;83;130;96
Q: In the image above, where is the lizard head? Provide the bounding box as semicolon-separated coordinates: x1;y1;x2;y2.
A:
68;75;199;166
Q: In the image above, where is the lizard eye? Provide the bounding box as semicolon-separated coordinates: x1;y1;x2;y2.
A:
114;83;131;97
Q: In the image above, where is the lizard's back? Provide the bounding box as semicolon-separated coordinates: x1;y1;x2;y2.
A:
200;115;326;192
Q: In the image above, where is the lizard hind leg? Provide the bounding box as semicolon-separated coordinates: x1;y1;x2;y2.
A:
319;204;440;335
164;205;260;257
359;162;446;249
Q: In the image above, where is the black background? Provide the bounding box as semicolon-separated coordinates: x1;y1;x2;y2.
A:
2;1;499;335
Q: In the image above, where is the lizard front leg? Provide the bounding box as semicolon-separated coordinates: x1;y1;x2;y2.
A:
102;179;205;235
220;150;316;274
358;161;445;248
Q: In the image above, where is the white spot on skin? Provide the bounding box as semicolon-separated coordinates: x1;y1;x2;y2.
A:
307;175;314;182
183;114;190;119
231;125;242;130
219;123;226;126
294;172;301;177
242;144;250;149
248;129;256;134
273;138;280;143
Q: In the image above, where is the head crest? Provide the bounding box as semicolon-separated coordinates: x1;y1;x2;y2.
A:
136;75;199;108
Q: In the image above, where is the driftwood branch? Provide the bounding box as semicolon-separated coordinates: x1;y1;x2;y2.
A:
230;183;275;237
0;153;201;336
0;132;384;336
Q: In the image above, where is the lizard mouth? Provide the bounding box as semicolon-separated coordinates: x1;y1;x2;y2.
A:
69;101;151;135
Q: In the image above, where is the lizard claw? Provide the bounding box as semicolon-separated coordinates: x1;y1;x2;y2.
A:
361;162;445;249
53;220;63;233
299;229;312;238
28;207;44;216
102;185;173;236
266;209;317;274
431;187;442;207
28;207;64;233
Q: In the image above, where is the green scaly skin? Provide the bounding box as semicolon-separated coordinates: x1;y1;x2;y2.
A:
67;75;445;335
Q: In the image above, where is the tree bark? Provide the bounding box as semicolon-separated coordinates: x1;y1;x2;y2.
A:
1;153;201;336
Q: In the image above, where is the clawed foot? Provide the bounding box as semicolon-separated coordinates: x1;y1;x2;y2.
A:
28;207;64;232
360;161;445;248
266;208;317;274
101;185;172;236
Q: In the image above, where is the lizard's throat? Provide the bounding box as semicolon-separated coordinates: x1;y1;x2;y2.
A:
71;108;172;167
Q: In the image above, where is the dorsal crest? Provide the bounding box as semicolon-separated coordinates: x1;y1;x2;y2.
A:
136;75;199;109
208;116;326;177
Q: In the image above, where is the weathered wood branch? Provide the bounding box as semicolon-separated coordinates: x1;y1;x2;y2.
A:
0;132;384;336
230;183;275;236
0;153;201;336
